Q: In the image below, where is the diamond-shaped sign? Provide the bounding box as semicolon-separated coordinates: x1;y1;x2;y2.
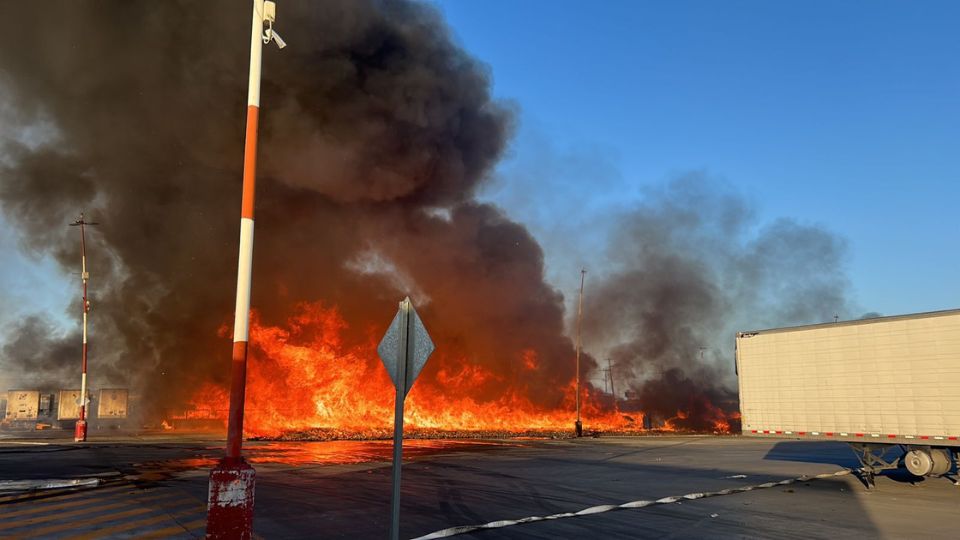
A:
377;297;434;397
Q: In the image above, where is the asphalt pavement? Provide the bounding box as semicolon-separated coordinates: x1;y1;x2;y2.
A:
0;433;957;539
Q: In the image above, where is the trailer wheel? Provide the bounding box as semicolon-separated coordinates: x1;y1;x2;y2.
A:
929;448;952;476
904;448;934;477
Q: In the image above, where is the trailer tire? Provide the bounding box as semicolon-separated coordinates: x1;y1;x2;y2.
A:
904;448;934;477
929;448;952;476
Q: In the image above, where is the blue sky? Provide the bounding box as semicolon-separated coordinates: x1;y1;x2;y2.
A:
434;0;960;316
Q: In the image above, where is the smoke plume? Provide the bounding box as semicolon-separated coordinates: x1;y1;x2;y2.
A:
0;0;582;417
582;175;853;427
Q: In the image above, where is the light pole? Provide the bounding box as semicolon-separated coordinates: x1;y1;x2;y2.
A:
206;2;284;538
69;213;98;442
575;268;586;437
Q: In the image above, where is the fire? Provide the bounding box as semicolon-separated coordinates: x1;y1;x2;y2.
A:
181;302;738;438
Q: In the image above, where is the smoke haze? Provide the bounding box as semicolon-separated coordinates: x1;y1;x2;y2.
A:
580;175;853;424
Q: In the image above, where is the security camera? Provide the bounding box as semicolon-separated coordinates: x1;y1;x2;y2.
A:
263;28;286;49
271;29;286;50
261;1;285;50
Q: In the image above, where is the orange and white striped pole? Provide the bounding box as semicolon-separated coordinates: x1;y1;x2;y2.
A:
207;2;283;537
69;213;98;443
225;0;265;463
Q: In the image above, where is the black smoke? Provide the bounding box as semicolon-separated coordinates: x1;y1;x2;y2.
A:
0;0;580;417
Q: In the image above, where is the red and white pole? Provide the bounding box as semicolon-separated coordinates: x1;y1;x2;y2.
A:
71;215;95;442
206;2;281;538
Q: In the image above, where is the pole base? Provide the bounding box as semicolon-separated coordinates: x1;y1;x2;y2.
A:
74;420;87;442
575;420;583;437
207;457;256;539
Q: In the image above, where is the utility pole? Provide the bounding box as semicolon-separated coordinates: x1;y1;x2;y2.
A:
608;358;616;407
575;268;586;437
69;213;98;443
207;2;284;538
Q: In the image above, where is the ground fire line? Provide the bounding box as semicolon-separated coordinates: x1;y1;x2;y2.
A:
170;302;739;439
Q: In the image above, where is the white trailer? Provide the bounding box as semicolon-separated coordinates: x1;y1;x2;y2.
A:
736;309;960;486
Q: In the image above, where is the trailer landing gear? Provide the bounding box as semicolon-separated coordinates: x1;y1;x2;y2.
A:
849;443;901;489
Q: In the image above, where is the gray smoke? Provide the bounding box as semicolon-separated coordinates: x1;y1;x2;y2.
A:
582;174;853;425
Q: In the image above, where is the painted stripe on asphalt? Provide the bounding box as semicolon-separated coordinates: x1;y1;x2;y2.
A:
62;505;205;540
0;486;131;518
18;493;195;538
0;492;181;531
412;468;854;539
137;518;207;538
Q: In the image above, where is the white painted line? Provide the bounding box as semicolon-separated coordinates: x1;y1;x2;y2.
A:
412;469;854;539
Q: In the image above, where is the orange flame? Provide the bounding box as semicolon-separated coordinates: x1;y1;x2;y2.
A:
180;302;737;438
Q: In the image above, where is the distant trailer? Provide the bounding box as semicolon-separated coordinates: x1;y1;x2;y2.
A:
97;388;128;418
58;389;85;420
737;309;960;486
5;390;40;421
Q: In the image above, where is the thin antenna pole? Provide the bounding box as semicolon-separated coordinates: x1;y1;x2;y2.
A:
69;213;98;443
608;357;616;408
575;268;586;437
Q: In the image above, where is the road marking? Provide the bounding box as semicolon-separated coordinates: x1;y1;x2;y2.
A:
137;518;207;538
29;505;162;537
0;470;209;539
412;468;855;539
0;491;179;531
0;486;131;518
62;507;202;540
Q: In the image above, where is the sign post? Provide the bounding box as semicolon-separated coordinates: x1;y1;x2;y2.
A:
378;297;435;540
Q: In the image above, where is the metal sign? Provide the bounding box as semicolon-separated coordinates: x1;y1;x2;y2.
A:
377;297;434;540
378;297;435;397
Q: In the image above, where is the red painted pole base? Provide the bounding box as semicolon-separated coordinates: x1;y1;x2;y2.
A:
207;457;256;539
74;420;87;442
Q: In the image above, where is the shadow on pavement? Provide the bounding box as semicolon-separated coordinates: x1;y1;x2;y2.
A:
762;440;960;487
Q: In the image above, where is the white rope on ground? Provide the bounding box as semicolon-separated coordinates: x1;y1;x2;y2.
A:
0;478;101;492
412;468;854;539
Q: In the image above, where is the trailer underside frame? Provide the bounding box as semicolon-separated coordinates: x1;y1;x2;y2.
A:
849;443;902;489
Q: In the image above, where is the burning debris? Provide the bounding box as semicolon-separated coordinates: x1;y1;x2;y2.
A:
0;2;847;437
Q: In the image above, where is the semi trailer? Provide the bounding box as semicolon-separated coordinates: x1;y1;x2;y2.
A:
736;309;960;486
